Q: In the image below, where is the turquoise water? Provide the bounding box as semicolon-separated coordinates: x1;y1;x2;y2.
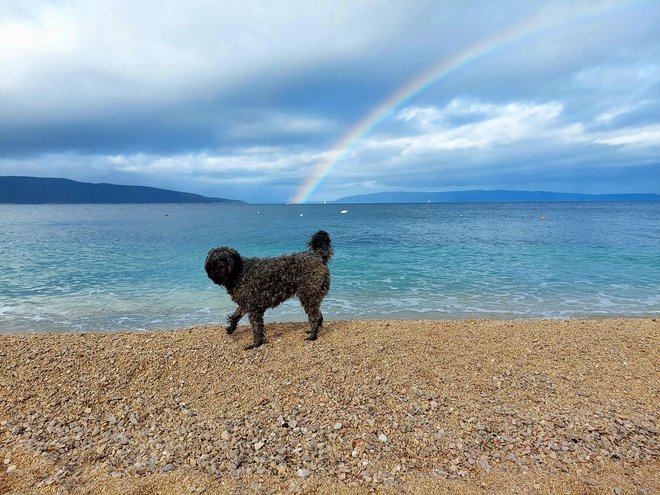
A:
1;202;659;332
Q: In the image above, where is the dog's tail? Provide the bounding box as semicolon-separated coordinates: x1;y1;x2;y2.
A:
307;230;333;263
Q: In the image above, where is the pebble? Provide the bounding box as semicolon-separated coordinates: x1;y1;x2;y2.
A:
0;319;657;493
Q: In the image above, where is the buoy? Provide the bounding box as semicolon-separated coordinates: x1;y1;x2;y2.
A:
300;213;303;217
540;216;545;220
340;210;348;214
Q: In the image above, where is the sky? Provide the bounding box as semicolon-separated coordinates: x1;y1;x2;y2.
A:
1;0;659;203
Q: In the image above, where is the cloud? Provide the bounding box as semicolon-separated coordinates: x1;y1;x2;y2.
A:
0;147;326;202
1;1;659;201
592;124;660;147
0;0;417;123
307;97;660;199
385;100;574;152
367;97;660;161
225;112;336;141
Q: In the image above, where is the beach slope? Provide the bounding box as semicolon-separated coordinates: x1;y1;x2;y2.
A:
1;319;658;494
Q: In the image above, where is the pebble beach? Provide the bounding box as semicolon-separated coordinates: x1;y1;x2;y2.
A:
1;319;658;494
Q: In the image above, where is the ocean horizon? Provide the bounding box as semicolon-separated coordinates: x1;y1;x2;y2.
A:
1;202;659;333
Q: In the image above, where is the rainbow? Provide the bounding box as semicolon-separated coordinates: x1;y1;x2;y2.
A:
291;0;650;203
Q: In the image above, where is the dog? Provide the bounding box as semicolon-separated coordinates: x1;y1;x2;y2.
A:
205;230;332;349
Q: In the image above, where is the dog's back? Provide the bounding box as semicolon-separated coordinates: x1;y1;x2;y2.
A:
234;242;330;311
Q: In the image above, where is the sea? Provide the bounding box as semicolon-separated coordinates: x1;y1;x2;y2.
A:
1;202;659;333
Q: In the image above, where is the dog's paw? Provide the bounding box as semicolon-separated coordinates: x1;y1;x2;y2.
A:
305;334;317;341
226;325;236;335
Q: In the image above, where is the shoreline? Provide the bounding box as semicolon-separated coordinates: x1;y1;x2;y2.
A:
1;318;658;494
2;314;658;336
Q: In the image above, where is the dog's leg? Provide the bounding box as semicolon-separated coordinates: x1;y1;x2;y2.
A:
246;311;266;349
226;306;245;334
301;298;323;341
306;311;322;341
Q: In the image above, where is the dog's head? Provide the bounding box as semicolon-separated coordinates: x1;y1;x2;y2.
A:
205;247;242;288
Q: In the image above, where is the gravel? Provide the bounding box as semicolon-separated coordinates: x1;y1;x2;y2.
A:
0;318;658;494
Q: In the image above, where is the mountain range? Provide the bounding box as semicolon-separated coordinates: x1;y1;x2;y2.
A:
2;177;659;204
0;177;243;204
333;190;660;203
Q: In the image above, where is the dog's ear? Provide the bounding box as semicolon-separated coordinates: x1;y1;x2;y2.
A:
204;249;223;285
205;247;241;286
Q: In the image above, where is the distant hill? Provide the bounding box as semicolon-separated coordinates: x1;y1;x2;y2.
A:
0;177;244;204
334;190;660;203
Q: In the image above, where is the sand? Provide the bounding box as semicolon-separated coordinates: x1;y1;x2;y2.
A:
0;318;658;494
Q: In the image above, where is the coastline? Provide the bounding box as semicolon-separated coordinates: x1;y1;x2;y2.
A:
1;318;658;494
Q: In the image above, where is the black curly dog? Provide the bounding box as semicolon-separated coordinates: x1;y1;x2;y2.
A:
205;231;332;349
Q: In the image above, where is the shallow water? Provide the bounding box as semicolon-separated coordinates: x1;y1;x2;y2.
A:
1;202;659;332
